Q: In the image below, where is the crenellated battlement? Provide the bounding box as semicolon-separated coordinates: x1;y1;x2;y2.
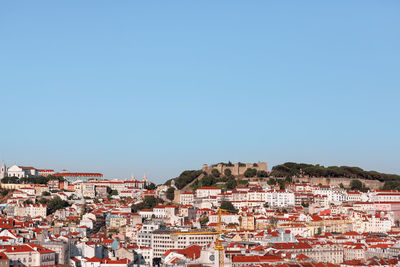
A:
202;161;267;176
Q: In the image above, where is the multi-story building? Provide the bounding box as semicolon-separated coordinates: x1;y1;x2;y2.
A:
180;192;194;205
54;171;103;183
307;243;343;264
0;244;56;266
196;187;222;198
40;241;70;265
137;223;160;248
37;169;55;177
6;165;38;178
151;230;216;258
14;204;47;218
294;192;314;206
265;190;295;207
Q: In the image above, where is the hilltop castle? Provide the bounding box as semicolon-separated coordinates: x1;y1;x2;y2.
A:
202;161;267;176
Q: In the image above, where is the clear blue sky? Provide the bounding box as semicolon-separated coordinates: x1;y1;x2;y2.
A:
1;1;399;183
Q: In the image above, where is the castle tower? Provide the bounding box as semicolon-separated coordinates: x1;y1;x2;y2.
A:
131;172;135;181
0;161;6;179
143;173;147;182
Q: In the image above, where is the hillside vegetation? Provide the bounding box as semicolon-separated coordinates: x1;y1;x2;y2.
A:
165;166;269;191
271;162;400;181
271;162;400;190
165;162;400;191
164;170;203;190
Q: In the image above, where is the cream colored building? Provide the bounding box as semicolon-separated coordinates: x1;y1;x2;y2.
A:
180;192;194;205
14;204;47;218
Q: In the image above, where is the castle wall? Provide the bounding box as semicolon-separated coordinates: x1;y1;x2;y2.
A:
202;162;268;176
295;177;384;190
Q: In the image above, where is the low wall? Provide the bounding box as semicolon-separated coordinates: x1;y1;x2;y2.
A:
295;177;384;190
0;183;33;190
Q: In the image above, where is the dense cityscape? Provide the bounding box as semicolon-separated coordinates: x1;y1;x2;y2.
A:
0;161;399;267
2;2;399;267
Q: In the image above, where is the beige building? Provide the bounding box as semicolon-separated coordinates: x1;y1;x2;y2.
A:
14;204;47;218
307;243;343;264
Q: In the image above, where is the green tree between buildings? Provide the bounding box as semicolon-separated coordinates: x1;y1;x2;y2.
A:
199;216;209;225
226;178;237;190
45;196;71;215
144;183;156;190
166;187;175;201
220;201;237;213
131;196;161;213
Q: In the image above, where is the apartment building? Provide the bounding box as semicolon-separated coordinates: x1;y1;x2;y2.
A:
196;187;222;198
179;192;194;205
265;190;295;207
0;244;56;266
138;223;160;248
14;204;47;218
151;230;216;258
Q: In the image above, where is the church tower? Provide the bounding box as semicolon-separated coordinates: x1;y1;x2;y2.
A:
0;161;6;179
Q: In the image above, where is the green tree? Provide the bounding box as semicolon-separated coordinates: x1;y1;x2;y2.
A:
201;175;216;187
224;169;232;177
350;180;363;191
143;196;158;209
257;170;269;178
269;217;278;227
200;216;209;225
166;187;175;201
211;169;221;178
301;202;309;207
1;176;19;184
131;196;161;213
220;201;237;213
165;170;203;190
0;189;10;197
238;180;249;186
23;199;34;205
145;183;156;190
109;190;118;196
244;168;257;178
47;196;71;214
316;227;322;235
226;178;237;190
106;186;112;194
